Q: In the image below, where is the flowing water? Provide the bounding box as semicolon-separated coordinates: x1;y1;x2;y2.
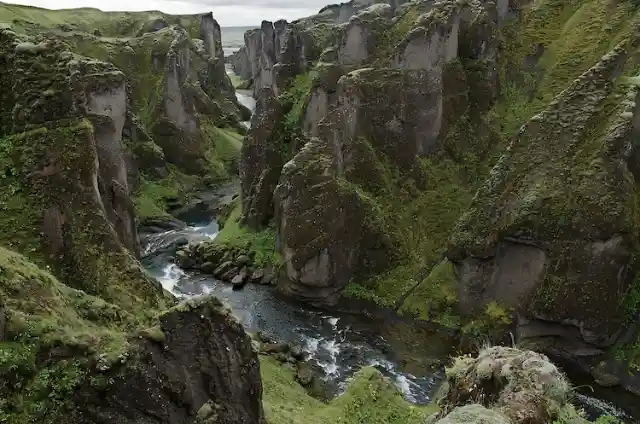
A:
137;33;639;421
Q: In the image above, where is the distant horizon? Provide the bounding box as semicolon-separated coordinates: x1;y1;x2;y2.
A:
1;0;326;27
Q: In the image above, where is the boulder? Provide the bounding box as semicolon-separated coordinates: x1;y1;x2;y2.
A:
261;342;290;354
221;267;239;282
231;267;249;290
434;405;511;424
437;346;584;424
249;269;265;283
296;361;316;386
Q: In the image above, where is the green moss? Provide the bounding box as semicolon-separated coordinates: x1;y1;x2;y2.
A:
399;260;459;327
201;122;244;182
134;166;198;220
343;155;473;314
215;202;280;267
260;356;437;424
281;70;317;134
0;246;137;423
492;0;636;138
0;121;171;312
133;121;243;220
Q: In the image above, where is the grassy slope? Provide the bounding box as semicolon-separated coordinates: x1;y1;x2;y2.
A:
133;126;244;221
0;246;137;422
0;2;198;36
260;356;437;424
214;202;280;267
343;0;640;326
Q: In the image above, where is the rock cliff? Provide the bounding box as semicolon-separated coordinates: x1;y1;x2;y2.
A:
0;7;266;423
0;247;264;424
236;0;505;305
231;0;640;397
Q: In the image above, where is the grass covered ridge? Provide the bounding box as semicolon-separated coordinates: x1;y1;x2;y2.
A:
260;356;437;424
0;1;201;37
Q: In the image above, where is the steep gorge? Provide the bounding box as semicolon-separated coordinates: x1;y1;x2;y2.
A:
225;0;640;412
2;0;640;423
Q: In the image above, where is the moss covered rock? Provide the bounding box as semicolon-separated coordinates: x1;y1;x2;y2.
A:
274;136;394;305
0;246;264;423
436;346;591;424
0;29;170;310
240;88;287;229
447;43;640;347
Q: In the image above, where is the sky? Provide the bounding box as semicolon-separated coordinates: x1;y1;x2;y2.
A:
5;0;329;26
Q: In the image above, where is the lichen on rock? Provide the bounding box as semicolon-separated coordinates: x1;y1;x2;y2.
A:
435;346;593;424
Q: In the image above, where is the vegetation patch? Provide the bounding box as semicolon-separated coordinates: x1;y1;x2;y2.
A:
0;246;137;423
260;356;437;424
214;202;280;268
342;155;473;319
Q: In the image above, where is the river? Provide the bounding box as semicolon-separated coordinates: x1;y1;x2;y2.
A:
136;61;636;422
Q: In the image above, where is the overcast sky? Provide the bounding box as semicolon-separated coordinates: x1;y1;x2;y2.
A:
6;0;327;26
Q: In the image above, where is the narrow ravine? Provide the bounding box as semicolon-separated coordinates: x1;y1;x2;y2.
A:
135;55;637;423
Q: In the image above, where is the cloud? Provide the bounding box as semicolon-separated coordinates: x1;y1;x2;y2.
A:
5;0;325;26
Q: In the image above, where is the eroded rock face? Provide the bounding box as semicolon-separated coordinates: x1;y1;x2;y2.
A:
391;3;459;70
83;66;139;256
273;66;453;305
230;46;253;80
1;31;166;308
332;68;445;172
336;4;393;68
274;136;393;305
273;25;321;95
149;15;245;175
240;88;286;229
302;64;344;136
73;297;265;424
447;45;638;350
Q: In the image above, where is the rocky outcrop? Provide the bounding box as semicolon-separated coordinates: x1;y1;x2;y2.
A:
447;45;638;355
245;28;262;88
176;241;277;288
274;135;394;305
335;4;393;68
240;88;286;229
272;26;320;95
301;64;344;136
432;346;591;424
391;3;460;70
0;245;264;424
150;15;244;175
0;30;167;309
230;46;252;80
74;297;265;424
